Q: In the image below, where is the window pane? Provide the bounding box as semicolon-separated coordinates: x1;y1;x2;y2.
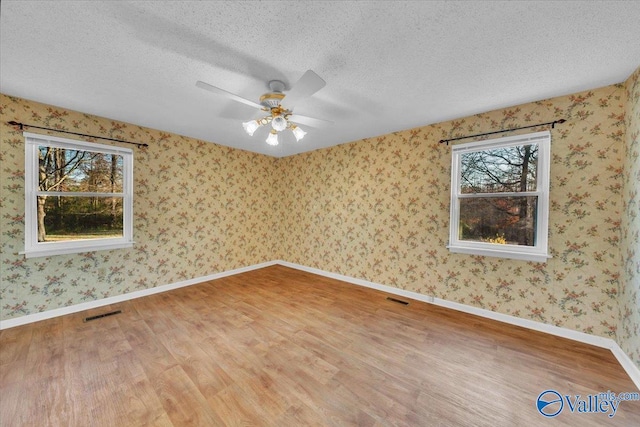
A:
459;196;537;246
38;146;123;193
38;196;123;242
460;144;537;194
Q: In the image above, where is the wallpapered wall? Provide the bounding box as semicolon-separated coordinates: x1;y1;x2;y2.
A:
276;84;628;345
0;94;279;319
0;75;638;368
621;68;640;367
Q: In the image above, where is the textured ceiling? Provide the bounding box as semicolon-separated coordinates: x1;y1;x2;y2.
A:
1;1;639;157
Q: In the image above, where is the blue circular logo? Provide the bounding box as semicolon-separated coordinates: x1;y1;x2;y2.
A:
537;390;563;417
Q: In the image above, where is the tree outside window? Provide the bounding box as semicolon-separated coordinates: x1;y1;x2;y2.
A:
37;147;124;242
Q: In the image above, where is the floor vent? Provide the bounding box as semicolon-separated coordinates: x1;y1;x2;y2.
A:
84;310;122;322
386;297;409;305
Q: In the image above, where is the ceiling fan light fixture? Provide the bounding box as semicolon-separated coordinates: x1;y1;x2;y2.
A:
271;115;288;132
266;130;279;146
242;120;260;136
199;70;327;146
291;125;307;141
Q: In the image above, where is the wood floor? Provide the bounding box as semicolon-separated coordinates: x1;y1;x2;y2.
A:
1;265;639;426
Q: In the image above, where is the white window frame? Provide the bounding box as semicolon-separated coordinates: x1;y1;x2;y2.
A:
448;130;551;263
22;132;134;258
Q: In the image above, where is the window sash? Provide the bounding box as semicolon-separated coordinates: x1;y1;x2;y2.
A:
457;191;540;199
36;191;124;197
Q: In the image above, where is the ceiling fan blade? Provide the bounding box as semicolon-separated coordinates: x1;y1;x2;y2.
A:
288;113;333;128
283;70;326;109
196;80;264;110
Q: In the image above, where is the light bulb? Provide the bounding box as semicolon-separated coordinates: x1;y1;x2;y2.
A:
291;125;307;141
242;120;260;136
266;131;279;146
271;115;287;132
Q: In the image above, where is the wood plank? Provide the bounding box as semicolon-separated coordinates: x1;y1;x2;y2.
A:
154;325;234;399
152;365;225;426
0;323;32;365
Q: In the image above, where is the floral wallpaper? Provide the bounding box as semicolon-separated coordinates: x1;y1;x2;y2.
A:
620;67;640;367
276;84;628;345
0;94;279;320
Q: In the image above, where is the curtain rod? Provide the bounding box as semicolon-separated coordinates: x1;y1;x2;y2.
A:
6;121;149;148
439;119;566;145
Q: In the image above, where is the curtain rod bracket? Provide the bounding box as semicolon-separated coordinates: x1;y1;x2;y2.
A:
551;118;566;128
8;120;24;130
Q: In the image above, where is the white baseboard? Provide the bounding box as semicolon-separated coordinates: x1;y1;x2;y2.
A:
2;258;638;391
0;260;278;330
611;344;640;392
276;260;640;391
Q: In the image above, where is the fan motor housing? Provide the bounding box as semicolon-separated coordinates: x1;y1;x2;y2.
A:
259;92;285;108
260;80;287;108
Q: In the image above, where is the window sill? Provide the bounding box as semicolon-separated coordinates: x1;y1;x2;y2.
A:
21;241;134;259
447;245;551;263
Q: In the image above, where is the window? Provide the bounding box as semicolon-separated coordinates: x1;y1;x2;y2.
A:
448;131;551;262
23;132;134;258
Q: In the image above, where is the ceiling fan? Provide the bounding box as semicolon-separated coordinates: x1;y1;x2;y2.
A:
196;70;331;146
